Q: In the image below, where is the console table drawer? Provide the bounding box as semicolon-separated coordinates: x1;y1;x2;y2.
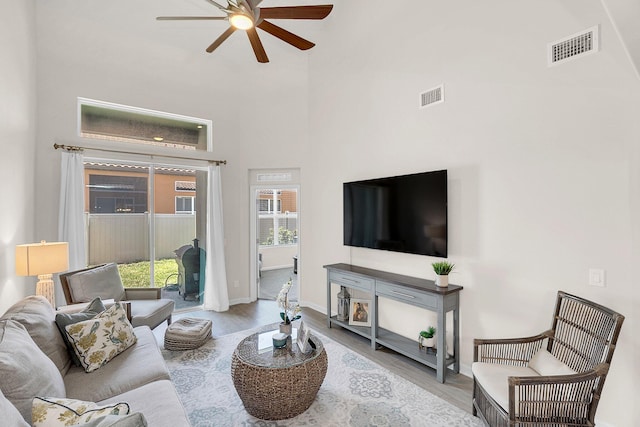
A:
328;271;374;291
376;281;437;310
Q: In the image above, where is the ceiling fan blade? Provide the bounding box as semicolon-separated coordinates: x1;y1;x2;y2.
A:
156;16;227;21
258;5;333;20
206;26;237;53
246;28;269;63
257;20;314;50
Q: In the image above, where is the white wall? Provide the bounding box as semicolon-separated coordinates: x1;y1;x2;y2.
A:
303;1;639;426
32;0;310;305
4;0;637;425
0;0;37;314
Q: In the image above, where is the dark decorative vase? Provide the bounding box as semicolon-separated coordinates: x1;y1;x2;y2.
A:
337;286;351;321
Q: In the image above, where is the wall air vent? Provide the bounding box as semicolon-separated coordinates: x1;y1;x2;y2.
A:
419;84;444;109
548;25;599;66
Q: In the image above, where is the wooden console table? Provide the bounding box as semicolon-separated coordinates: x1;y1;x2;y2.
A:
324;263;463;383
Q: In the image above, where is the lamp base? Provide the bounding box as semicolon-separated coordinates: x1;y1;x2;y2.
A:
36;274;55;307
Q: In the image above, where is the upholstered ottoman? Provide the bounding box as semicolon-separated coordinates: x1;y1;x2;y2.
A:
164;318;212;351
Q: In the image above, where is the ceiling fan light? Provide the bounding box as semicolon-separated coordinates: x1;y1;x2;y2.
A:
230;13;254;30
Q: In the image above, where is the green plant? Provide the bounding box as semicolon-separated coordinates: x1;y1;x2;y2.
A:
432;261;455;275
419;326;436;339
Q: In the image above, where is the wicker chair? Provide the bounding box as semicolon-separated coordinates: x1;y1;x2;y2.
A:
472;290;624;427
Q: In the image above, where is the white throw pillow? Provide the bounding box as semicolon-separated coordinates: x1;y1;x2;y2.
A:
32;397;129;427
528;348;576;376
65;303;137;373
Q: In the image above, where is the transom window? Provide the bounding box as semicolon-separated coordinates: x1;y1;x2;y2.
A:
78;98;211;151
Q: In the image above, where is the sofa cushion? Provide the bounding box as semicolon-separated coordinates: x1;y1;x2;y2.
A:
67;263;126;302
65;326;171;402
528;349;576;376
0;388;29;426
32;397;129;426
0;295;71;375
0;320;66;424
99;380;190;427
78;413;148;427
56;297;106;366
65;303;137;373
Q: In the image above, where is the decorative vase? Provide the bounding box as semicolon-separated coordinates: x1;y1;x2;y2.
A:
435;274;449;288
279;322;292;336
418;336;435;350
336;286;351;322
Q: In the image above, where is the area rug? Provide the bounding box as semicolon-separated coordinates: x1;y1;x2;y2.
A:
162;325;483;427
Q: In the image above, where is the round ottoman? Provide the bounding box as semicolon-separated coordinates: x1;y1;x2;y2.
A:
164;318;212;351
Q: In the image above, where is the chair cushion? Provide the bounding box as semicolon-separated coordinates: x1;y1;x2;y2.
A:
55;297;106;367
0;320;66;424
65;303;137;373
0;295;71;375
129;299;174;329
67;264;126;302
31;397;129;427
528;349;576;376
472;362;538;413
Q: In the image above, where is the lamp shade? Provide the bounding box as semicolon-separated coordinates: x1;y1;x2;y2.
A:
15;241;69;276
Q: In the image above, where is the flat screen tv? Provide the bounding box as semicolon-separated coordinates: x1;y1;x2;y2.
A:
343;170;447;257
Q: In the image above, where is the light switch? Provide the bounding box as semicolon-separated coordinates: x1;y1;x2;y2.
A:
588;269;606;287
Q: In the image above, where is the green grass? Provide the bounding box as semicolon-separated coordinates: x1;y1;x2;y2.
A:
117;259;178;288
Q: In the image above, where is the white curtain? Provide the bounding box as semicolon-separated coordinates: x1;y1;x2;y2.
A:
204;164;229;311
58;151;86;270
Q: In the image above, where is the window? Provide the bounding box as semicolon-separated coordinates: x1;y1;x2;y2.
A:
78;98;211;152
176;196;195;214
87;173;148;213
258;199;282;213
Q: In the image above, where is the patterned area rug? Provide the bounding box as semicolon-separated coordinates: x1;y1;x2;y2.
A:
162;325;483;427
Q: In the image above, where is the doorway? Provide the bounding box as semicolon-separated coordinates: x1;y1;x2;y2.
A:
249;169;300;302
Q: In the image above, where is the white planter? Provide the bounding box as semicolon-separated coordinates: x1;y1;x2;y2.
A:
435;274;449;287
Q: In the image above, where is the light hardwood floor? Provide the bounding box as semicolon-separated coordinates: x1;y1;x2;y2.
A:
153;299;475;415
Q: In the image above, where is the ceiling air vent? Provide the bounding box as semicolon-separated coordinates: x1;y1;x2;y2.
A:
419;84;444;109
548;25;599;66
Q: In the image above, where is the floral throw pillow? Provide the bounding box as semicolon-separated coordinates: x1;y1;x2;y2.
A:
65;302;137;373
32;397;129;427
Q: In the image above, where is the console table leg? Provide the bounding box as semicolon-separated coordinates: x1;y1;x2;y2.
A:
436;305;446;383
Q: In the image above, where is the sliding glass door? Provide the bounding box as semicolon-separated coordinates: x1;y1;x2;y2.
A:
84;160;206;311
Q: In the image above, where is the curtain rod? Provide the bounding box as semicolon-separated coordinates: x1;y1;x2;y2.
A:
53;143;227;165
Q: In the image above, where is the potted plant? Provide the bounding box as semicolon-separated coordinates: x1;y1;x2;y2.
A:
277;279;301;335
419;326;436;350
431;261;455;287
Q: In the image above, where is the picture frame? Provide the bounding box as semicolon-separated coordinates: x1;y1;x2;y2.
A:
296;320;312;353
348;298;371;327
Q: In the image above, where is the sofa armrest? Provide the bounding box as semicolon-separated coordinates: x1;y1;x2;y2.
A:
124;288;161;300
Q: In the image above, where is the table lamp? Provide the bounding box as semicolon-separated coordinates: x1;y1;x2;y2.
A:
15;240;69;307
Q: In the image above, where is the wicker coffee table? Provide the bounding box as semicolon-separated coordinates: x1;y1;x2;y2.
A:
231;331;327;420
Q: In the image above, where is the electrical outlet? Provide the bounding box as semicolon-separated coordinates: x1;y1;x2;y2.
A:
588;269;606;287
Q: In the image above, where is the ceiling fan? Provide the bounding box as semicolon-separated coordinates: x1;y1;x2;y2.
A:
157;0;333;63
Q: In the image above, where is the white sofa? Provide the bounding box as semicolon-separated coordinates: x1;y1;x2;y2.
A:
0;296;190;426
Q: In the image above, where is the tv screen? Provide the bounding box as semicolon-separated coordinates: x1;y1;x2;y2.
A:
343;170;447;257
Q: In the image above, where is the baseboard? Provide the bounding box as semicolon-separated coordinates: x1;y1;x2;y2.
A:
229;296;253;305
